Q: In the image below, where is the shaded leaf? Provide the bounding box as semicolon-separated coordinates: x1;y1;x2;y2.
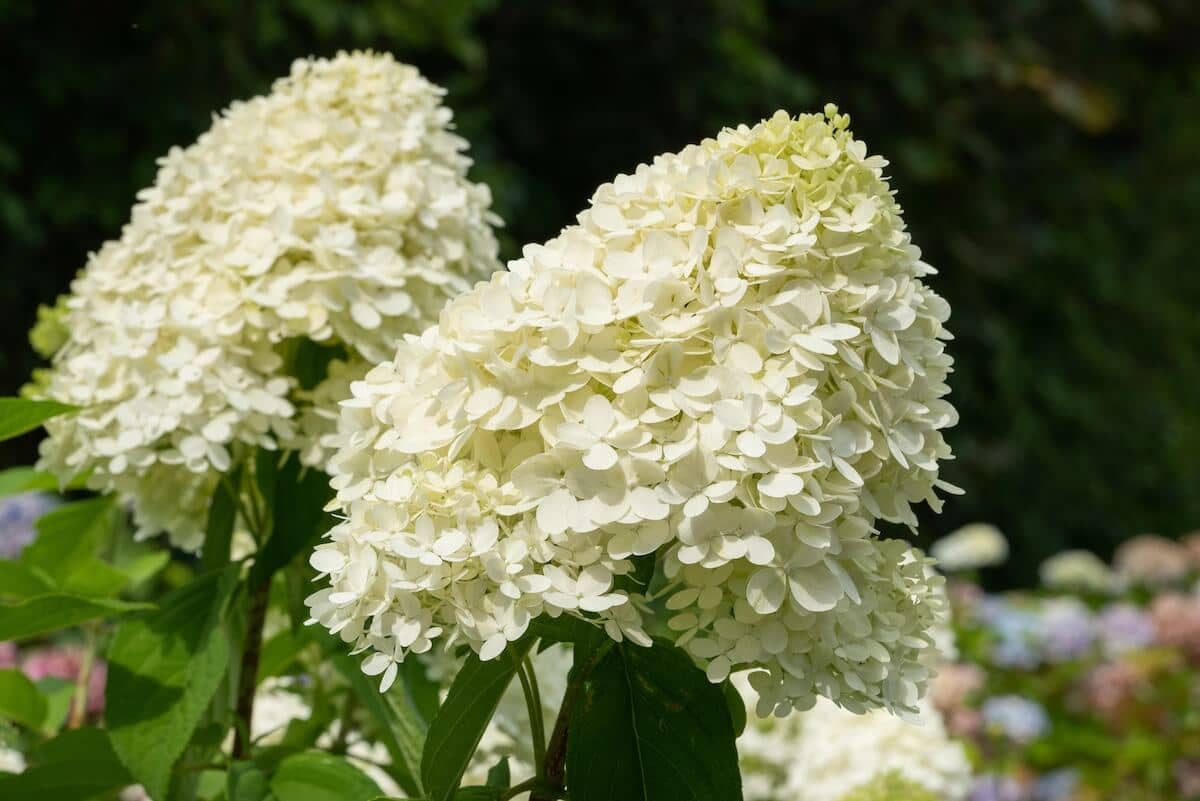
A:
566;640;742;801
0;727;132;801
201;473;239;572
0;669;47;730
249;456;333;588
105;569;236;800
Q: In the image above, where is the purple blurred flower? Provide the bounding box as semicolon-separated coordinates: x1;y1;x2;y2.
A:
1033;769;1079;801
982;695;1050;743
970;774;1030;801
0;492;58;558
1036;599;1095;663
1096;603;1155;656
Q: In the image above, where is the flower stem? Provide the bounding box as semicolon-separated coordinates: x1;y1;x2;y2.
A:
530;640;614;801
232;577;270;759
68;623;97;728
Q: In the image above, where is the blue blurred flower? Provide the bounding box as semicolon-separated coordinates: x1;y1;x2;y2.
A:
1096;602;1155;656
1032;769;1079;801
982;695;1050;743
1036;598;1095;663
977;595;1042;669
0;492;58;559
970;774;1030;801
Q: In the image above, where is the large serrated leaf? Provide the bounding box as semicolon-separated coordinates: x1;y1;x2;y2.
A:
105;568;236;800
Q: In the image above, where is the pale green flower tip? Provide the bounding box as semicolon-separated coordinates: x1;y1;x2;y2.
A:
837;771;942;801
29;295;70;359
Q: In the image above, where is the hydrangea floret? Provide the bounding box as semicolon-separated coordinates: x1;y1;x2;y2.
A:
309;106;958;714
33;51;500;549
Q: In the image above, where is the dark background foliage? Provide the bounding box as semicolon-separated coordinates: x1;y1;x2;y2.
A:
2;0;1198;585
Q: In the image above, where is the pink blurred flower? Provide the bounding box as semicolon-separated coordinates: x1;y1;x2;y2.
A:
20;646;106;715
1080;660;1142;725
0;641;16;669
1175;759;1200;799
1150;593;1200;663
1113;534;1190;586
933;662;986;713
1182;531;1200;569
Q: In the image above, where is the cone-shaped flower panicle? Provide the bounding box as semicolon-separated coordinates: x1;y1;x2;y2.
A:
309;107;956;713
34;51;501;550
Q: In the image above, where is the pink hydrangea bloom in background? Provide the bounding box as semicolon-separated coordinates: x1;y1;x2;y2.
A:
20;645;106;715
1080;659;1143;726
1149;593;1200;663
1113;534;1190;587
0;641;16;668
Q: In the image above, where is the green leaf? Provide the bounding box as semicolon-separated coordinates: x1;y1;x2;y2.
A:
105;569;236;800
723;679;747;737
527;614;602;646
249;456;333;588
453;789;502;800
334;652;425;798
22;497;114;577
0;727;132;801
566;640;742;801
0;397;76;442
257;626;314;682
421;640;534;801
270;751;382;801
117;550;171;588
0;593;151;640
36;677;76;735
0;466;58;496
18;496;127;598
484;757;510;789
0;669;48;730
228;760;271;801
201;473;238;571
0;560;53;599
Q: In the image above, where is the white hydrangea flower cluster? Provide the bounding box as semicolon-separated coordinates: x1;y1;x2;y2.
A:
35;51;500;550
738;685;971;801
309;107;956;713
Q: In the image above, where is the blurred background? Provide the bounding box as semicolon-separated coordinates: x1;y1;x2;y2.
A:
2;0;1197;586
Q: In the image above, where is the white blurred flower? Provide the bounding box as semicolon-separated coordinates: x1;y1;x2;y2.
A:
35;51;500;550
310;106;956;715
931;524;1008;572
0;747;24;774
1039;549;1115;594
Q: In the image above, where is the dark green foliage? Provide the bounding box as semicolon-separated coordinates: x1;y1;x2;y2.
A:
2;2;1199;582
566;639;743;801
